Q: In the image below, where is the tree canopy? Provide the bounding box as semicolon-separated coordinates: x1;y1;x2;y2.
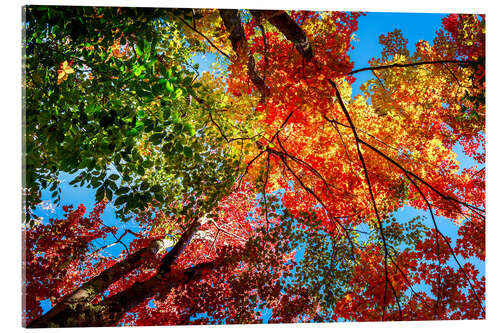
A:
22;6;485;327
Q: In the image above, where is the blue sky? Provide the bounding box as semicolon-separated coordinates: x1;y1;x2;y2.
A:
349;12;447;95
32;10;485;317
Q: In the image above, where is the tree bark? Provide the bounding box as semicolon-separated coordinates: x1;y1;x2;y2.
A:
218;9;270;99
27;237;174;327
250;10;313;60
28;218;205;328
84;260;220;326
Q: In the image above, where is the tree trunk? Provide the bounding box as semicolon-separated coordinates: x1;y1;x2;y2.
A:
81;261;220;326
27;218;206;328
250;10;313;60
218;9;270;99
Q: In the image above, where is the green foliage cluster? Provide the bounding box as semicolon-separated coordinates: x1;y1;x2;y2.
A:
23;6;239;225
264;204;429;318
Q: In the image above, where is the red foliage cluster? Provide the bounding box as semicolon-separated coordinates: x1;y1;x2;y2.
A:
441;14;485;62
23;201;113;322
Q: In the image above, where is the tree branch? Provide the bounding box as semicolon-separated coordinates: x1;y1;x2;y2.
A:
271;137;358;258
29;217;205;328
251;10;313;60
175;15;231;59
157;217;203;276
328;78;402;321
218;9;270;100
27;235;174;328
358;138;485;218
79;260;221;327
406;173;485;316
345;59;477;76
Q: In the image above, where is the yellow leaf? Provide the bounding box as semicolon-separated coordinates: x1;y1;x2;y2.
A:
56;60;75;85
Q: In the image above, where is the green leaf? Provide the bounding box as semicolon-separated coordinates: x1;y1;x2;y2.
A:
183;146;193;158
174;123;183;134
116;187;129;195
136;39;144;56
96;189;105;202
96;184;105;194
183;123;195;136
133;64;144;76
170;111;179;122
175;142;183;154
113;155;121;167
90;178;101;188
69;177;80;186
109;174;120;181
150;184;161;193
159;64;167;77
115;195;128;206
126;128;138;136
150;132;164;144
140;181;149;191
143;159;154;168
105;188;113;201
137;165;145;176
163;109;171;120
166;81;174;93
85;104;101;115
127;195;139;209
174;88;183;99
134;121;145;131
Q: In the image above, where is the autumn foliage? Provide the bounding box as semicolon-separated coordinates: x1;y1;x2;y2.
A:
23;7;485;327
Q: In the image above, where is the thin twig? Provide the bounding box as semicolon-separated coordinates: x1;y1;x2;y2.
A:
406;173;485;315
176;16;231;59
328;78;402;321
211;220;247;242
235;150;266;190
262;153;271;232
359;138;485;218
345;60;478;76
271;142;358;259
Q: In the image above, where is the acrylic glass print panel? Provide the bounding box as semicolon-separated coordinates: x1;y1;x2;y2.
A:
22;5;485;327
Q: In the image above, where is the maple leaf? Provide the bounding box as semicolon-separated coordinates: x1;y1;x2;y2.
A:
105;38;127;62
56;60;75;85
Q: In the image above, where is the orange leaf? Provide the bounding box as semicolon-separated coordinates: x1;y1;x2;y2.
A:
56;60;75;85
